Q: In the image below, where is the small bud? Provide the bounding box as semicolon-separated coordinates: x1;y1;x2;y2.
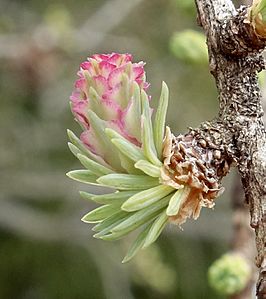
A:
169;30;208;65
208;253;251;295
248;0;266;38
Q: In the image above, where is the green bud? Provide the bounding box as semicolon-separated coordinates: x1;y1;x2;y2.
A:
170;30;208;66
208;253;251;295
249;0;266;37
250;0;266;22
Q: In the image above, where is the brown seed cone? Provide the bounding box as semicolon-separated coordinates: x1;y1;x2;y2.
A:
161;126;232;225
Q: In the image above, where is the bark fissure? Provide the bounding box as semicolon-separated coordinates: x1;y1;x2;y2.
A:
194;0;266;297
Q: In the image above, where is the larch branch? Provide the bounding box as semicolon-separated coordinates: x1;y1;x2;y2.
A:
194;0;266;297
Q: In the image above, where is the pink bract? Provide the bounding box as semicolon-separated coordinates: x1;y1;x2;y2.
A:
70;53;150;169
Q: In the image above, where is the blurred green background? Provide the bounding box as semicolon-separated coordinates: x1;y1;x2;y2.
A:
0;0;237;298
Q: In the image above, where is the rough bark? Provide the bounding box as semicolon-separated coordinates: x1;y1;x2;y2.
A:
194;0;266;297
